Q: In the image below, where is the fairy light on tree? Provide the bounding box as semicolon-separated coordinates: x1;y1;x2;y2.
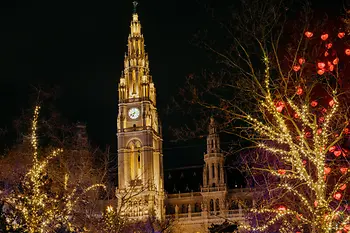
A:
1;106;106;233
175;2;350;232
236;27;350;231
236;28;349;233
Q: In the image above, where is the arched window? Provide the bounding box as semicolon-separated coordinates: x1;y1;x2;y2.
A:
166;204;174;214
181;204;187;213
128;140;142;181
210;199;214;211
216;199;220;211
229;201;239;210
195;203;201;212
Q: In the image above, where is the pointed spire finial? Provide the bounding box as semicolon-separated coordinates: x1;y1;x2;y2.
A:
133;1;138;14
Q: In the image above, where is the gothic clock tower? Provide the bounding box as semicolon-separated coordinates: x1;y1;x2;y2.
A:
116;2;165;219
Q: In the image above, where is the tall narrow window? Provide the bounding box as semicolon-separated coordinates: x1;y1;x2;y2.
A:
137;151;141;169
212;164;215;178
210;199;214;211
216;199;220;211
218;164;221;181
207;165;209;184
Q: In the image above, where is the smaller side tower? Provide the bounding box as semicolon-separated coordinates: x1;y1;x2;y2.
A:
201;117;227;217
203;117;225;189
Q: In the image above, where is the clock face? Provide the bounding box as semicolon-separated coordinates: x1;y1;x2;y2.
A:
128;107;140;119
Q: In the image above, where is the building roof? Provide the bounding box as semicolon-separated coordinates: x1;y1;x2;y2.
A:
164;165;203;194
164;165;247;194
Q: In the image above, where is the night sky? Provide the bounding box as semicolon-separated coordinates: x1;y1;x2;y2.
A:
0;0;345;169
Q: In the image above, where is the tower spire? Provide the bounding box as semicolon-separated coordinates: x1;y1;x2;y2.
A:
118;2;156;103
133;1;138;14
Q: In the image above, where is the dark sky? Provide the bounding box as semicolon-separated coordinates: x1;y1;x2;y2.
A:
0;0;213;168
0;0;345;168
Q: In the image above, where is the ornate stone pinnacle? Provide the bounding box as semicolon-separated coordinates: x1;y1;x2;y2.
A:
133;1;138;13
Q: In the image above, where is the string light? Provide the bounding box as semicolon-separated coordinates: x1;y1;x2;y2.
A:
238;30;350;232
3;106;106;232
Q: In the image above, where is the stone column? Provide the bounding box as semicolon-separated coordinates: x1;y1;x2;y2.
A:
220;165;225;184
188;204;191;218
175;205;179;219
215;163;219;185
220;199;226;217
203;166;208;187
118;152;124;189
124;152;130;187
201;202;208;218
208;163;213;186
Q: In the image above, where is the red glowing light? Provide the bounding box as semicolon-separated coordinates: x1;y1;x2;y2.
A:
329;99;335;107
311;101;318;107
298;58;305;65
329;146;336;152
296;87;303;95
278;169;286;175
340;184;347;191
294;113;299;119
340;167;348;174
324;167;331;175
326;43;332;49
317;62;326;69
319;117;325;123
334;150;342;157
277;205;287;211
338;32;345;38
275;101;284;112
334;192;342;200
317;128;322;134
329;64;334;71
321;34;329;40
324;51;329;57
333;58;339;65
317;69;325;75
304;31;313;38
346;49;350;56
293;65;301;71
276;106;283;112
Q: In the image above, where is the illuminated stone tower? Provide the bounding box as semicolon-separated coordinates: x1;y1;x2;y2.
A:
116;1;165;219
201;117;227;215
203;117;225;188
